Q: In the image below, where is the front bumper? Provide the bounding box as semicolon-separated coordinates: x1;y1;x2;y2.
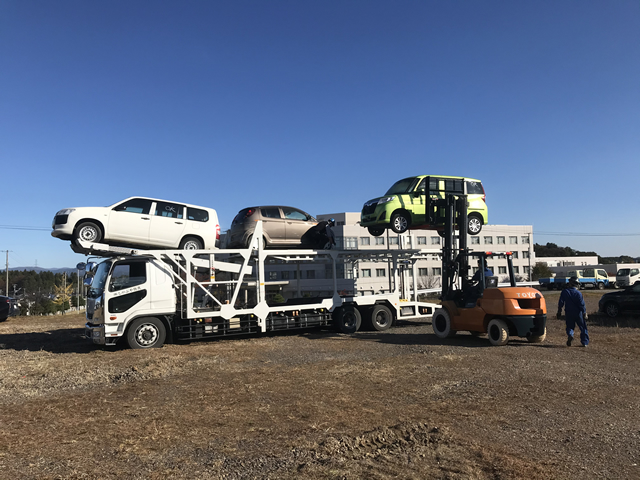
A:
85;323;106;344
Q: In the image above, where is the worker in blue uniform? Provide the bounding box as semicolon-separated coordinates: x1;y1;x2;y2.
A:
557;276;589;347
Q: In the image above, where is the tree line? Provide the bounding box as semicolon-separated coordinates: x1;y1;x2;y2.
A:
0;269;85;315
534;242;637;264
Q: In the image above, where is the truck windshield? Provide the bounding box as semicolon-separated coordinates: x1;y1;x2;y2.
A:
385;177;420;195
88;260;112;298
617;269;630;276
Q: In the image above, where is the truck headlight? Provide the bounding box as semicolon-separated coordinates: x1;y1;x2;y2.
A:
377;196;395;204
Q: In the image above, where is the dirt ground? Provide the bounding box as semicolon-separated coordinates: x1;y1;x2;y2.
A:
1;290;639;479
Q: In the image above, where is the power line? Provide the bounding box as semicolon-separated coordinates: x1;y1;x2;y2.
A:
535;231;640;237
0;225;50;231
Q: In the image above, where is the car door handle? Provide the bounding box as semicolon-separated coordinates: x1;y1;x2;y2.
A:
175;222;183;225
141;217;150;220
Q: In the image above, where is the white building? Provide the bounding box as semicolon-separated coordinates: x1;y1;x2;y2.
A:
264;212;535;299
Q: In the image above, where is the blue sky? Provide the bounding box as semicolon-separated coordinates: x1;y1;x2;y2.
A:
1;0;639;268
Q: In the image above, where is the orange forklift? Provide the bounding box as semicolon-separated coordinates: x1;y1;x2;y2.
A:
425;179;547;345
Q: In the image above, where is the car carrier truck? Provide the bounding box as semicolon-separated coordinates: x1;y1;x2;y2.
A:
78;222;439;349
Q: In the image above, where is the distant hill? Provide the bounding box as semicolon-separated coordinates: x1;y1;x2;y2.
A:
6;267;78;275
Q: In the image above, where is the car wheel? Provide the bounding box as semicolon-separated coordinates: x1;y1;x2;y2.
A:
179;236;203;250
527;327;546;343
467;214;483;235
368;227;385;237
390;212;410;234
597;282;605;290
74;221;102;244
126;317;166;349
432;308;456;339
487;318;509;346
605;302;619;318
246;234;266;250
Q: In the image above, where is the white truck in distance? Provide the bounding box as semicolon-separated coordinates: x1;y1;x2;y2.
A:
617;267;640;288
81;222;438;349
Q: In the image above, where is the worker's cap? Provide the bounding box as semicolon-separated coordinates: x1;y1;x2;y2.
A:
569;276;580;286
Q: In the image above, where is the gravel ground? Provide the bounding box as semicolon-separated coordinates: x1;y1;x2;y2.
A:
0;289;639;479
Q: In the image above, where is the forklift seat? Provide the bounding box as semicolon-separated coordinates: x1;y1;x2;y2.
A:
485;276;498;288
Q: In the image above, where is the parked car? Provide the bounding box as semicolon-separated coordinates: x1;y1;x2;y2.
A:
225;206;318;248
52;197;220;250
0;296;18;321
598;281;640;317
360;175;488;236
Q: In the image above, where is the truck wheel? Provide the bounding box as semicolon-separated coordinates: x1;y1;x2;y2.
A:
605;302;620;318
597;282;605;290
74;221;102;244
432;308;456;339
467;214;483;235
390;212;410;234
368;227;385;237
179;236;203;250
527;327;546;343
127;317;166;349
333;305;361;334
369;305;393;331
487;318;509;346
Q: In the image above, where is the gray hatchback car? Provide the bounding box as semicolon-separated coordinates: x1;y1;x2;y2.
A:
225;206;318;248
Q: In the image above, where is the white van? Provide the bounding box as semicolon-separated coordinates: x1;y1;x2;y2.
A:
52;197;220;250
616;268;640;288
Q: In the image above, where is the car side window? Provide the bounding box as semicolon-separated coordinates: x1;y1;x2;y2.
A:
467;181;484;195
113;198;152;214
282;207;308;221
155;201;184;219
262;207;281;219
187;207;209;222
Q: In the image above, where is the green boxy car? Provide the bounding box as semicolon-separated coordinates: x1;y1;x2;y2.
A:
360;175;488;236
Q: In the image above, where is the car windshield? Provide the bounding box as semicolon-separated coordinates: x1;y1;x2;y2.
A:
88;260;112;298
617;269;630;275
385;177;420;195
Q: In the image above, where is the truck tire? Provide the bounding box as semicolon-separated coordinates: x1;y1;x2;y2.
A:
126;317;166;349
432;308;456;339
527;327;546;343
368;305;393;331
74;221;102;244
333;305;360;334
467;214;483;235
179;236;203;250
487;318;509;346
390;212;410;234
597;282;605;290
367;227;385;237
605;302;620;318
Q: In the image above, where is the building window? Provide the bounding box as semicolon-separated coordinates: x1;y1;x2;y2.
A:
418;268;428;276
509;236;518;244
512;251;518;259
523;266;530;274
360;237;370;246
497;236;505;244
432;267;442;276
269;271;278;280
484;236;493;245
281;271;289;280
405;237;412;246
470;237;480;245
513;266;519;273
431;237;441;245
361;269;371;278
376;268;386;277
375;237;384;245
306;270;315;279
406;269;413;277
389;237;399;245
522;251;530;259
343;237;358;250
417;236;427;245
498;266;507;274
345;265;355;279
292;271;297;279
522;236;530;244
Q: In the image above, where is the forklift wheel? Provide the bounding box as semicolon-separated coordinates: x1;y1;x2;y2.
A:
527;328;546;343
487;319;509;346
432;309;456;339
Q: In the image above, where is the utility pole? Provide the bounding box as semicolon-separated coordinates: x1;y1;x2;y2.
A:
1;250;9;296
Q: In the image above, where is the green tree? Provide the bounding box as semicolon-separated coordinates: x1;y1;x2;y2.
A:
532;262;554;281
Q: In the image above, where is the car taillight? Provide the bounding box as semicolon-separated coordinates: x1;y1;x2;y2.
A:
481;184;486;202
216;224;220;239
245;208;256;218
